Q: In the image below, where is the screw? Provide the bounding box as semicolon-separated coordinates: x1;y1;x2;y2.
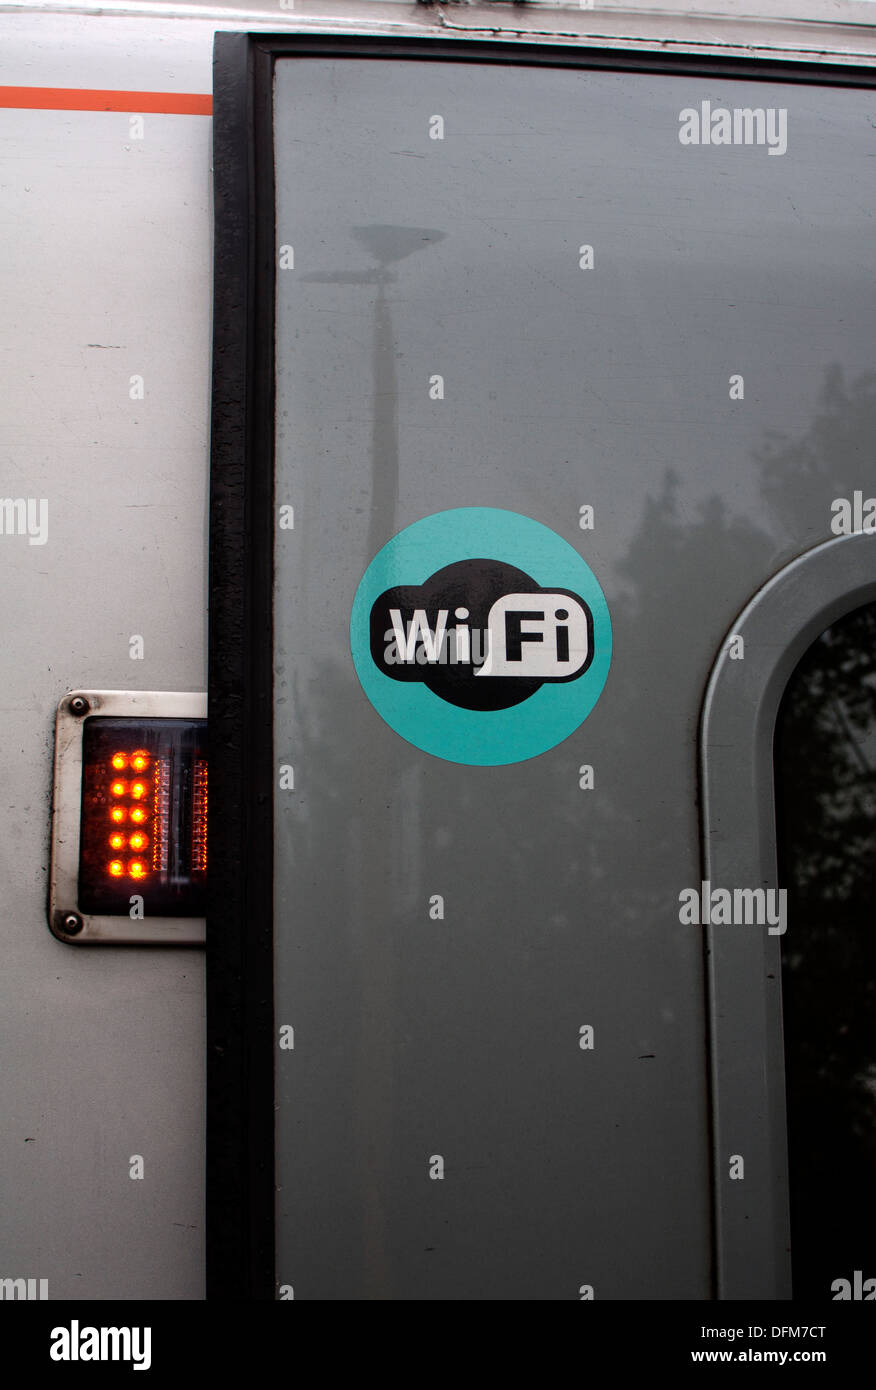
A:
69;696;89;716
62;912;83;935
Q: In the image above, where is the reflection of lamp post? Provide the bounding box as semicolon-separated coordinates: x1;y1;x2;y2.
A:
302;224;446;559
301;224;444;1295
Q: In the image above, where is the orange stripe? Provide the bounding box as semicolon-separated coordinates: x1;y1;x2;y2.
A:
0;86;212;114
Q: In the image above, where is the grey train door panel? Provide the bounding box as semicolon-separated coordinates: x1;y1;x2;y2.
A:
207;34;876;1299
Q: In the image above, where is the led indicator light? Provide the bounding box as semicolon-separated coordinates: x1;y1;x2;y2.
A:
78;717;207;917
192;759;208;874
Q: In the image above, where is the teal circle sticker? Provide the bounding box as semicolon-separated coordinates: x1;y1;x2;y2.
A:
350;507;612;765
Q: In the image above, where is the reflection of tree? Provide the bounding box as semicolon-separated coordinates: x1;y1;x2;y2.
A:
758;365;876;544
775;603;876;1298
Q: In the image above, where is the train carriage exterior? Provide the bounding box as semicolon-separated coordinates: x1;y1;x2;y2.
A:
1;0;876;1304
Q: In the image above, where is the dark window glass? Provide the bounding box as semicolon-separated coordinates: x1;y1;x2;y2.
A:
774;602;876;1299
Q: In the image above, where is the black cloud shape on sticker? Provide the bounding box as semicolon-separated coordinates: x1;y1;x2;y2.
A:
368;558;592;713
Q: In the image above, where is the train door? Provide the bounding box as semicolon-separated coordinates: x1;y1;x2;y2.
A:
207;32;876;1299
